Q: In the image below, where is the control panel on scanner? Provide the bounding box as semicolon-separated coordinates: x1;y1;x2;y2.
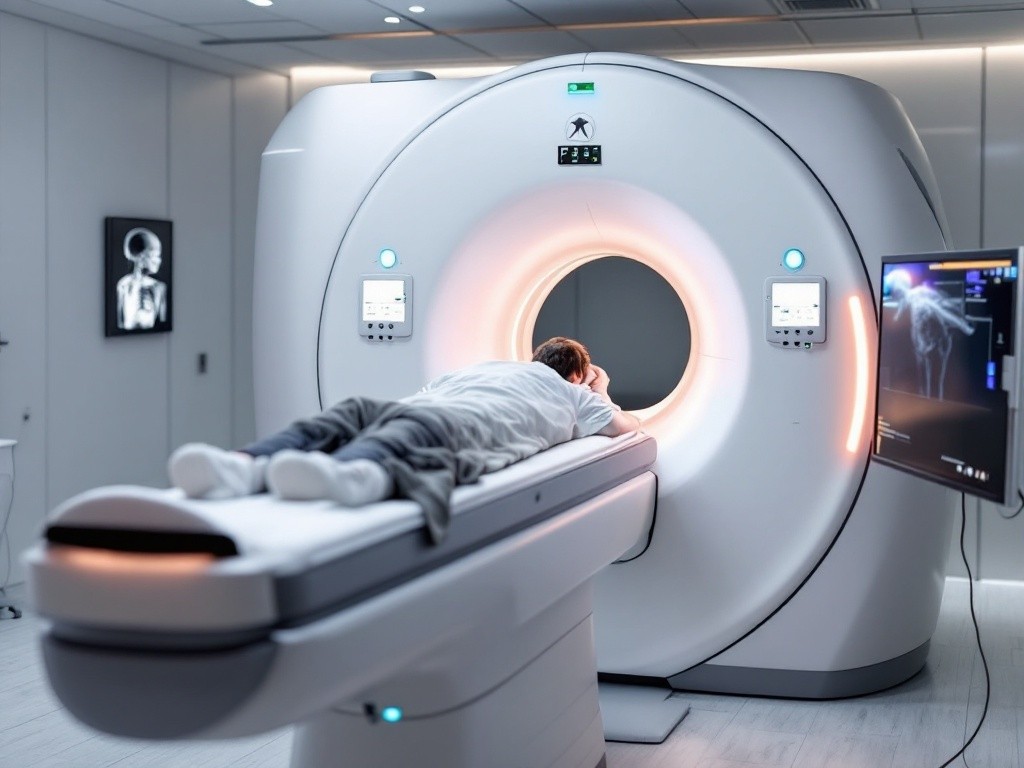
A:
765;275;828;349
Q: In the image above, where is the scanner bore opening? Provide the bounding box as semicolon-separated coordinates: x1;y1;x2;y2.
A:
531;255;691;411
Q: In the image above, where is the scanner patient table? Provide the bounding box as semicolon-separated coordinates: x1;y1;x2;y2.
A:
26;432;656;768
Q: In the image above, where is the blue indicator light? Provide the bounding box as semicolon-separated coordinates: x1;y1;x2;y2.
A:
987;361;997;377
987;375;996;391
381;706;403;723
379;249;398;269
782;248;805;271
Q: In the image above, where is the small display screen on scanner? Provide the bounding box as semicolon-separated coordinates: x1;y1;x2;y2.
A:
771;282;821;327
362;279;406;323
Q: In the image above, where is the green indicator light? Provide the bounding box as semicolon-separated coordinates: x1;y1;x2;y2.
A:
568;82;595;94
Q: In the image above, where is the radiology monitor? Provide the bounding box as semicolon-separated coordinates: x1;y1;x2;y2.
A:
874;248;1023;504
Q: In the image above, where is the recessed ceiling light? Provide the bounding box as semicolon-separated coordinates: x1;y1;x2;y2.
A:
384;16;401;24
409;5;426;12
246;0;274;6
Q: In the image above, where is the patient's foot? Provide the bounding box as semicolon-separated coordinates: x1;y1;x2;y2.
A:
267;451;394;506
168;444;267;499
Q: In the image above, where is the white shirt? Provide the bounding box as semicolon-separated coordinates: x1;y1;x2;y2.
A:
402;361;616;471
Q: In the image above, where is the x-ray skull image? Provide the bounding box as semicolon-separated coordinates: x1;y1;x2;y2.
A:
116;227;168;331
886;268;974;400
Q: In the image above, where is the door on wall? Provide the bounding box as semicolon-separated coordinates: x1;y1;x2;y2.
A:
0;15;47;584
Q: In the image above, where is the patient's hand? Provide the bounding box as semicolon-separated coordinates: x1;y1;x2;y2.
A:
586;365;610;396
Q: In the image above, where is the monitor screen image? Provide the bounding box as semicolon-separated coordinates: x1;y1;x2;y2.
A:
873;249;1020;503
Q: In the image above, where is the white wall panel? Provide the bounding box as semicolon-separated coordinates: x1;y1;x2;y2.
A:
982;47;1024;250
977;45;1024;581
232;73;288;445
46;29;170;504
0;13;47;583
168;64;233;451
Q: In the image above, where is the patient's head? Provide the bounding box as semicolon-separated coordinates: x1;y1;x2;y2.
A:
532;337;591;383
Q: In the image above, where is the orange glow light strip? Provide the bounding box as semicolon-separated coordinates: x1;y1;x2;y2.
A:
846;295;870;455
53;546;215;575
929;260;1012;270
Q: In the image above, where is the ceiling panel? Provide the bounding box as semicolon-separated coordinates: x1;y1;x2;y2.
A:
918;9;1024;43
451;29;592;58
98;0;289;25
261;0;434;34
680;0;779;18
568;26;696;53
287;34;491;66
131;24;224;46
196;21;334;39
513;0;694;25
376;0;544;30
12;0;1024;76
911;0;1024;8
682;20;809;48
27;0;174;28
798;16;921;45
204;41;331;73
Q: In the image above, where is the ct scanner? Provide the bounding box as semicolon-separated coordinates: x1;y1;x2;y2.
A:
24;53;959;767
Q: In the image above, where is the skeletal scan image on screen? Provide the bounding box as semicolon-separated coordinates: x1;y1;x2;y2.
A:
771;282;821;327
874;253;1019;502
362;279;406;323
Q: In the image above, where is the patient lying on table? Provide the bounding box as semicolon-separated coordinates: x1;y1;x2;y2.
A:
168;337;640;542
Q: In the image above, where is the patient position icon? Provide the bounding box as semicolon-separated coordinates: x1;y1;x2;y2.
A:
568;117;590;139
565;114;594;140
887;268;974;400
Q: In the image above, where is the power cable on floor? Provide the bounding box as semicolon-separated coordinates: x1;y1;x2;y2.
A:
938;492;990;768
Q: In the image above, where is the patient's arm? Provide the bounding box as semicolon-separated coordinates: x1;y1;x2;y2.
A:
587;365;641;436
598;409;641;437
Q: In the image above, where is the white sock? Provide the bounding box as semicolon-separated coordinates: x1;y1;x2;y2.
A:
168;443;267;499
267;451;393;506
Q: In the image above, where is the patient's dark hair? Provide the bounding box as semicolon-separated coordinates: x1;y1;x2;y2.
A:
532;337;591;381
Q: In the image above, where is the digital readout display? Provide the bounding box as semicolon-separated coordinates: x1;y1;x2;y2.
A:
558;145;601;165
771;282;821;327
362;279;406;323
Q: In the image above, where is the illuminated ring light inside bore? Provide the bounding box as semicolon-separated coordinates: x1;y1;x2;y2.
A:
423;180;750;458
531;256;690;411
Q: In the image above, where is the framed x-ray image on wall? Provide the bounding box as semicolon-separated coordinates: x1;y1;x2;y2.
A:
104;217;173;337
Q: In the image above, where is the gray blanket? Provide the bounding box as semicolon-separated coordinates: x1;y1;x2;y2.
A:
242;397;493;544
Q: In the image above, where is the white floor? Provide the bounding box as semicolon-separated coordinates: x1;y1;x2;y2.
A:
0;578;1021;768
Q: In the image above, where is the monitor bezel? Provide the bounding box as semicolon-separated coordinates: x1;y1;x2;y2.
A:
871;247;1023;506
